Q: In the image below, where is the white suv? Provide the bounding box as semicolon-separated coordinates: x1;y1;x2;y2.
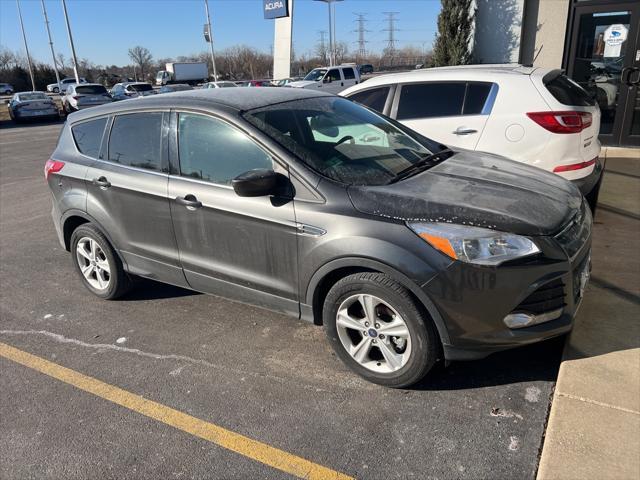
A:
47;77;88;94
341;65;603;210
288;65;361;94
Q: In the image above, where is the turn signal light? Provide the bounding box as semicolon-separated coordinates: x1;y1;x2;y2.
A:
44;159;65;180
526;111;592;134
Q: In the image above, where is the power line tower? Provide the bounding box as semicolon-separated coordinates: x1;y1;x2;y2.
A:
382;12;399;59
317;30;328;63
353;13;369;60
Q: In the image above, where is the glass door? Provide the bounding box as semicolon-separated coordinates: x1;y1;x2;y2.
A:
566;2;640;146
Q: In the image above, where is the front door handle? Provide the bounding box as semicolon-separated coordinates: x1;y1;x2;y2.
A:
92;176;111;189
175;194;202;210
453;127;478;135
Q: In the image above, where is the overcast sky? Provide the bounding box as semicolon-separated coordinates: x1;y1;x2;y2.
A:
0;0;441;66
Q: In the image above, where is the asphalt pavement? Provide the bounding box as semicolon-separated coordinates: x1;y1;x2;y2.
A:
0;119;565;479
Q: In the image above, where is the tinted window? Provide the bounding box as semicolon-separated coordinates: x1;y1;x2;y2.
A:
75;85;108;95
178;113;272;185
108;113;163;171
545;74;595;107
72;118;107;158
397;83;465;120
348;87;390;113
130;83;153;92
343;68;355;80
463;83;492;114
327;69;341;82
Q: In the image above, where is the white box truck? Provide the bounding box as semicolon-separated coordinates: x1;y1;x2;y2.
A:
155;62;208;86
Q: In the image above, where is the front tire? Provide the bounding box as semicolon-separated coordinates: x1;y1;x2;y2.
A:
323;272;439;388
70;223;131;300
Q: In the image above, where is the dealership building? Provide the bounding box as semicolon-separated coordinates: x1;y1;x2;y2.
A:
473;0;639;147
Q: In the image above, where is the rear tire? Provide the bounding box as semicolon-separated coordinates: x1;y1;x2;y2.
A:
323;272;439;388
70;223;131;300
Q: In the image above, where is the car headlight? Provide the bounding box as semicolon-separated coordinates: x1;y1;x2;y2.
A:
407;222;540;266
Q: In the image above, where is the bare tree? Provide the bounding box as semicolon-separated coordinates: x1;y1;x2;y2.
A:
128;46;153;80
0;46;15;70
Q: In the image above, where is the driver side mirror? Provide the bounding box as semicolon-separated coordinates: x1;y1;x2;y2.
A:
232;169;281;197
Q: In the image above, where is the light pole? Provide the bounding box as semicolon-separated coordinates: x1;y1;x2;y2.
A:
204;0;218;80
314;0;343;66
61;0;80;83
41;0;61;92
16;0;36;91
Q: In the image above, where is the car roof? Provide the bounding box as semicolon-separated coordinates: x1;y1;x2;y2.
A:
15;91;47;96
354;64;550;87
67;87;335;123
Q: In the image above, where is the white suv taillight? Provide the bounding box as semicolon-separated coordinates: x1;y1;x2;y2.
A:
526;111;592;134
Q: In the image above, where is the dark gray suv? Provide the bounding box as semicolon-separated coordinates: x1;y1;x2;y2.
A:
46;88;591;387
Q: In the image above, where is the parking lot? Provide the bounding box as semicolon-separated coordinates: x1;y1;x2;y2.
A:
0;119;637;479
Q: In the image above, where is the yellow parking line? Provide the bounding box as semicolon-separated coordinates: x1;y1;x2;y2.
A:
0;342;353;480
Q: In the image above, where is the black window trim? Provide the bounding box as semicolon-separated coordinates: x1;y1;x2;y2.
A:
390;80;498;120
101;109;170;175
170;108;283;190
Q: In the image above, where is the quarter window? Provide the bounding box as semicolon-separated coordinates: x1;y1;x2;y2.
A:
177;113;272;185
397;83;466;120
72;117;107;158
108;112;163;171
347;86;390;113
463;83;492;114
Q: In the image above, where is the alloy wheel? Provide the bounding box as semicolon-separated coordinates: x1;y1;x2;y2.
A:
75;237;111;291
335;294;412;373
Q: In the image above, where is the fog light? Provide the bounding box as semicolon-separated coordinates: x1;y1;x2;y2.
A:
503;308;563;329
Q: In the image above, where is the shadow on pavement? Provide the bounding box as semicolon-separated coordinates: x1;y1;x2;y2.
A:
0;118;65;129
413;335;566;391
120;278;201;301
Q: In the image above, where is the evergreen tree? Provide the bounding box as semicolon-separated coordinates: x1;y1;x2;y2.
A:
431;0;475;67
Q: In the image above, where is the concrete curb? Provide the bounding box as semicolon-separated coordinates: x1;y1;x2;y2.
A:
536;159;640;480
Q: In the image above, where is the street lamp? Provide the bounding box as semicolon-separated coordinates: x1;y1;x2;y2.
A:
314;0;344;66
61;0;80;83
204;0;218;81
16;0;36;91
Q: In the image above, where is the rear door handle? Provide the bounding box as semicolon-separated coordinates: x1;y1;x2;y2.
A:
453;127;478;135
92;176;111;189
175;194;202;210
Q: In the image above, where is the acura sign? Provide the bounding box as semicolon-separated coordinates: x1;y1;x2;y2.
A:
264;0;288;19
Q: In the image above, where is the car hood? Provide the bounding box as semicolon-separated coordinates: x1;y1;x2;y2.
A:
287;80;318;88
347;150;583;236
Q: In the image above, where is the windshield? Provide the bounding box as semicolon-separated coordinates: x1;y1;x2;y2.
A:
18;93;48;101
75;85;108;95
130;83;153;92
304;69;327;82
244;96;445;185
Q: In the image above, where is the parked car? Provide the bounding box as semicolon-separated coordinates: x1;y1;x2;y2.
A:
288;65;361;94
62;84;112;113
242;80;272;87
7;91;59;122
359;64;374;75
0;83;14;95
273;77;302;87
110;82;157;101
47;77;88;94
203;81;237;89
46;89;591;388
341;65;603;211
158;84;194;94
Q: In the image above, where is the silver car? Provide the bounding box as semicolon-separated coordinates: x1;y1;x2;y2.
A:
110;82;157;101
7;91;59;122
62;84;113;113
47;77;88;94
0;83;14;95
203;81;237;89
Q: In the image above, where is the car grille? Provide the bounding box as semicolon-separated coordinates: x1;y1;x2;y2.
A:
513;279;566;315
555;201;592;259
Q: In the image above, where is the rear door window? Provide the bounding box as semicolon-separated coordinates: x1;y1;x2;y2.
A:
397;82;466;120
177;113;272;185
72;117;107;158
343;68;356;80
347;86;391;113
108;112;163;171
545;74;595;107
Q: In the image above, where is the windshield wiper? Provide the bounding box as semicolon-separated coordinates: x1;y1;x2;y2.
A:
386;148;453;184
